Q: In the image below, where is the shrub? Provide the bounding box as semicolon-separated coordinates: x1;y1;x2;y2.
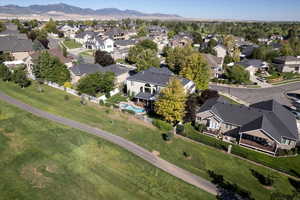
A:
64;95;69;101
194;123;206;132
250;169;274;186
176;124;185;135
99;100;105;105
152;119;173;131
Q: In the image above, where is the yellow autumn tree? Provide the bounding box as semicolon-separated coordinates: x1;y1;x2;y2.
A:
155;78;187;124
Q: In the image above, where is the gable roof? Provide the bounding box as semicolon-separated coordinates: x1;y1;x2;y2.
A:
102;64;130;76
203;53;222;67
198;98;299;143
127;67;190;87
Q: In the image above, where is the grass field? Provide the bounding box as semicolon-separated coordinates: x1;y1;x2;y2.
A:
0;80;299;199
63;39;82;49
0;100;215;200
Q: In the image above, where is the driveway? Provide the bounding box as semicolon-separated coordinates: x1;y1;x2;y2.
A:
0;92;218;196
210;82;300;107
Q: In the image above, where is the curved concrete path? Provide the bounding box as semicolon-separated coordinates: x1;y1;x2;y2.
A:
0;92;218;196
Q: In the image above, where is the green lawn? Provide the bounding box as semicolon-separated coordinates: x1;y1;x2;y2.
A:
79;50;94;57
63;39;82;49
0;100;214;200
0;80;299;200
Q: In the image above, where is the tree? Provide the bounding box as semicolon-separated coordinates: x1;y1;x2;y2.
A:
165;46;195;74
137;25;148;37
136;49;160;72
12;66;31;88
225;65;250;84
280;42;294;56
180;53;211;90
224;35;235;51
77;72;115;96
33;51;70;85
192;32;203;44
0;64;12;81
155;78;187;124
232;46;241;63
43;18;58;33
137;39;158;52
168;30;176;39
95;50;115;66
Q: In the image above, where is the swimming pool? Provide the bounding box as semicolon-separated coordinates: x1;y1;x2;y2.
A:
119;103;145;114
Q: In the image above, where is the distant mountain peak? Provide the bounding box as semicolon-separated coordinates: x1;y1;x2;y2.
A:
0;3;182;19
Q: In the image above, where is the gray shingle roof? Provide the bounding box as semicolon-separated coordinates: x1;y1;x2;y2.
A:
198;98;299;143
127;67;191;87
70;64;104;76
70;63;130;77
237;59;264;68
0;36;33;52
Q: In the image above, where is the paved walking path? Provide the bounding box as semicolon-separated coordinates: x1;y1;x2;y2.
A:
0;92;218;196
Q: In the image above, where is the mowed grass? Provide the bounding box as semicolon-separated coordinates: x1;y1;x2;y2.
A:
0;101;215;200
63;39;82;49
0;81;298;199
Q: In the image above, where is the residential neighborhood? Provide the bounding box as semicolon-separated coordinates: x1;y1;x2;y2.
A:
0;1;300;200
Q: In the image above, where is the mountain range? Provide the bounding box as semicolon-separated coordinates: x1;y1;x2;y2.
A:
0;3;182;19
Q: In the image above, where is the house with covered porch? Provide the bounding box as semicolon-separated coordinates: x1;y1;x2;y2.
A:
126;67;195;109
196;97;299;155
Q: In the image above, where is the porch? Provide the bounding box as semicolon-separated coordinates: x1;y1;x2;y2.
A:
239;134;276;154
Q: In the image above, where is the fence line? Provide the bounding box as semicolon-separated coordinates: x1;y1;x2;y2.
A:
44;81;119;104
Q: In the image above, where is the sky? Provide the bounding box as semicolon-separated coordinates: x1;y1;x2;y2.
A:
0;0;300;21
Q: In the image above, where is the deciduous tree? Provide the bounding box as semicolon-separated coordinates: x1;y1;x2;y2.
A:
95;50;115;66
180;53;211;90
155;78;187;124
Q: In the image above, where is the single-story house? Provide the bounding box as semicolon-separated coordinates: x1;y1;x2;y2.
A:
69;63;130;85
0;36;34;61
196;97;299;155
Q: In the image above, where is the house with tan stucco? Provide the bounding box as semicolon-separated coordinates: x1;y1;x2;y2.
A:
196;97;299;155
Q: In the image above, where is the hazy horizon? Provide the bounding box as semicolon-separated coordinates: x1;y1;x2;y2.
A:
0;0;300;21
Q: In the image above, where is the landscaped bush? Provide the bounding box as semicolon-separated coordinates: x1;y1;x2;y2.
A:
106;94;127;105
152;119;173;131
176;124;185;135
250;169;274;186
162;132;174;141
276;148;297;156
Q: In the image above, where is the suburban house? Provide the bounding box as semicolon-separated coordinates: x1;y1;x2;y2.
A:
25;48;73;79
273;56;300;73
126;67;196;108
169;33;193;48
0;36;34;61
203;53;223;78
114;39;137;50
74;31;97;45
59;24;80;39
106;28;128;40
237;59;269;76
196;97;299;155
85;37;114;53
69;63;130;85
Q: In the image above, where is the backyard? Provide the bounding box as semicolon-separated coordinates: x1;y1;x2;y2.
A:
0;100;214;200
0;80;299;199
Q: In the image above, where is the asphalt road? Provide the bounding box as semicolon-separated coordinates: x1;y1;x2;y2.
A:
0;92;218;196
210;82;300;106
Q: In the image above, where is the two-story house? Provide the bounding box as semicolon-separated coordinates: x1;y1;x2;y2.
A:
273;56;300;73
196;97;299;155
126;67;195;108
85;38;114;53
